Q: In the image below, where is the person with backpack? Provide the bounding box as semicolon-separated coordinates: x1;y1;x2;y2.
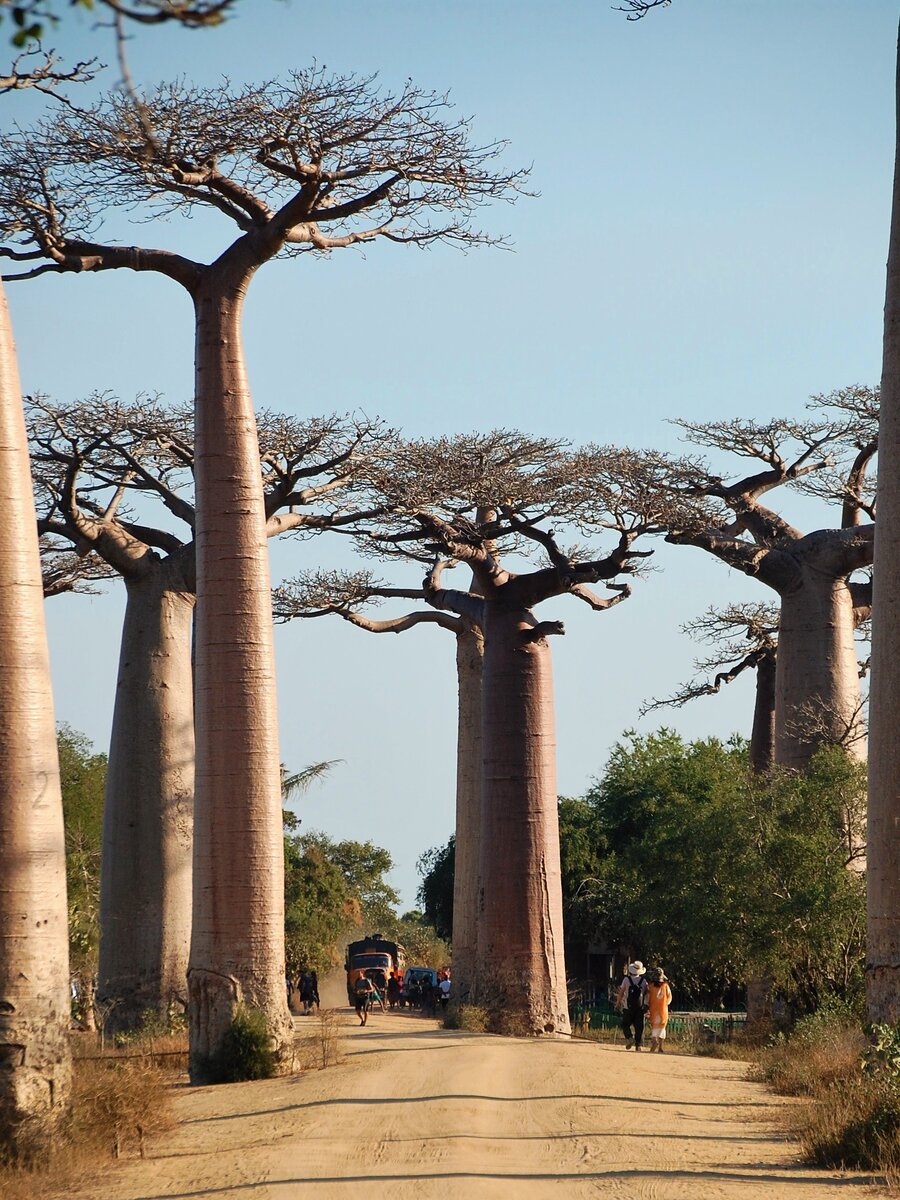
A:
615;961;649;1050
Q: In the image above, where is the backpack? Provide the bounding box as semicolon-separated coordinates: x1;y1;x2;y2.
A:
625;976;646;1013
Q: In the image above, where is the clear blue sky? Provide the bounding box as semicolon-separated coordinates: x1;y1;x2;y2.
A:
5;0;895;907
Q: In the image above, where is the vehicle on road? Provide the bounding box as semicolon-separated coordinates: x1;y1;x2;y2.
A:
345;934;405;1006
404;966;440;1010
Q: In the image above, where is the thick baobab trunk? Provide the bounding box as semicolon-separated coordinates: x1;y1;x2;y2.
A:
450;620;483;1006
749;651;776;774
99;566;195;1031
188;279;292;1077
774;572;864;770
868;22;900;1023
0;281;71;1150
476;604;570;1034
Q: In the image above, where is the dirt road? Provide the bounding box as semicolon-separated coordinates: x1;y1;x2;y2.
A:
76;1010;879;1199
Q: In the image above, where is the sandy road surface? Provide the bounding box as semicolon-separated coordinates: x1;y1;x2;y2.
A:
73;1010;880;1200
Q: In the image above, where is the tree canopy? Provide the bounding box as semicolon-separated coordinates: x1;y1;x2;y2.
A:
572;731;867;1012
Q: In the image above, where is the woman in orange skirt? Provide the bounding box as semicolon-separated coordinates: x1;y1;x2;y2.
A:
647;967;672;1052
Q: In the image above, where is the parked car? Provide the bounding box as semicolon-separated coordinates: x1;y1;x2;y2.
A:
403;966;439;1009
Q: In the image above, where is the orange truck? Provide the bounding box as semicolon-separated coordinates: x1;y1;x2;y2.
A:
345;934;405;1005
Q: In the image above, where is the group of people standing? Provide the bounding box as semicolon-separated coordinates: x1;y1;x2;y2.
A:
615;960;671;1052
287;969;320;1015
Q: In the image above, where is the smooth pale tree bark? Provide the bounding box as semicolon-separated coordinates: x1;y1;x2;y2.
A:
668;519;873;772
189;277;292;1074
749;651;776;774
424;561;632;1034
99;563;195;1028
34;448;199;1034
477;602;569;1032
774;559;866;770
0;282;71;1151
451;619;484;1007
867;22;900;1023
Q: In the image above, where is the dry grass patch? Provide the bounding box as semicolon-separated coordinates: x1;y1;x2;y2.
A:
751;1010;900;1191
0;1050;174;1200
753;1021;865;1096
443;1003;489;1033
293;1009;345;1071
797;1075;900;1177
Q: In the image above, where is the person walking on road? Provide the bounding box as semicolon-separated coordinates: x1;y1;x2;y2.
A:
353;975;377;1026
647;967;673;1052
616;961;649;1050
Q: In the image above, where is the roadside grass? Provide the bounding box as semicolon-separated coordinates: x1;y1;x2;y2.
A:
293;1008;344;1070
443;1001;488;1033
755;1014;900;1188
0;1044;174;1200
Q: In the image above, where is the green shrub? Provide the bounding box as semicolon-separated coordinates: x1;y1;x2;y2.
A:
444;1003;489;1032
201;1007;276;1083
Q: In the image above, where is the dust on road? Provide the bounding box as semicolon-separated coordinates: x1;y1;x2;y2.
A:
72;1009;881;1199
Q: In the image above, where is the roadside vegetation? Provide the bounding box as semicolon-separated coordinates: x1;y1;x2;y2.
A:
0;1048;174;1200
755;1009;900;1187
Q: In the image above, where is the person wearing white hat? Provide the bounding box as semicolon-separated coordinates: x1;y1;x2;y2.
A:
615;961;649;1050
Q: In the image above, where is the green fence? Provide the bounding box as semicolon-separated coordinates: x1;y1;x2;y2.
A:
571;1000;747;1041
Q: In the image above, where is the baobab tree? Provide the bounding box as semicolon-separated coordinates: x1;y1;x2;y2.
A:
0;290;72;1151
279;432;675;1031
0;47;96;1161
0;72;527;1070
665;394;877;773
0;0;241;1148
618;0;900;1031
29;393;386;1030
867;22;900;1020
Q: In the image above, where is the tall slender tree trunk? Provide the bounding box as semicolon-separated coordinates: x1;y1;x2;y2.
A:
99;565;195;1030
867;21;900;1023
746;651;776;1024
774;573;864;770
476;603;570;1034
450;619;483;1006
0;280;71;1150
749;651;776;774
188;278;292;1076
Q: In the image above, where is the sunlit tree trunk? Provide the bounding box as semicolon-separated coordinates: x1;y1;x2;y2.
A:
450;619;483;1006
188;276;292;1077
749;651;776;774
774;573;865;770
476;603;570;1034
99;562;195;1031
0;281;71;1151
746;651;776;1024
868;21;900;1023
